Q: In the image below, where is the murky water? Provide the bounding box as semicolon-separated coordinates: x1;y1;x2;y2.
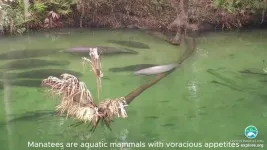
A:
0;29;266;150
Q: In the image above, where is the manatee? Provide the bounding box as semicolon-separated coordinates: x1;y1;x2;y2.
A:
0;49;61;60
133;63;179;76
109;64;158;72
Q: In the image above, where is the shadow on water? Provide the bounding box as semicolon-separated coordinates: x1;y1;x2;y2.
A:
0;79;43;89
142;132;159;140
10;79;42;88
144;116;159;119
8;110;56;123
0;49;62;60
0;59;70;70
161;123;176;128
159;100;169;103
107;40;150;49
0;81;3;89
239;69;267;76
207;69;236;85
210;80;243;91
109;64;158;72
210;80;267;98
0;110;57;128
2;69;82;79
102;76;111;80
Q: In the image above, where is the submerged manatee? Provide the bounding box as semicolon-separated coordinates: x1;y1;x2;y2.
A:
133;63;179;75
0;59;70;70
65;46;138;55
2;69;82;79
10;79;42;88
107;40;150;49
0;49;61;60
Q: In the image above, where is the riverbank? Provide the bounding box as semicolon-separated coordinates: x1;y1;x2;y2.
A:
1;0;266;35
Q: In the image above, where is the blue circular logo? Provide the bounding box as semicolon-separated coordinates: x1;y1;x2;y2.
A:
245;125;258;139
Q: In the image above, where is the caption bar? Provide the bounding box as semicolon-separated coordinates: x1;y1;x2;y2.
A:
28;141;264;148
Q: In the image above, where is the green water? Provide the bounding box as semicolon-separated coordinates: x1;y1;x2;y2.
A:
0;29;266;150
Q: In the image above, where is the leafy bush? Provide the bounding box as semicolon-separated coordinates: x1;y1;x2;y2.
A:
213;0;266;13
27;0;76;29
0;0;26;34
212;0;267;28
0;0;77;34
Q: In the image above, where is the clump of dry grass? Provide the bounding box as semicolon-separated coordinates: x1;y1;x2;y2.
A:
41;48;128;131
81;48;103;105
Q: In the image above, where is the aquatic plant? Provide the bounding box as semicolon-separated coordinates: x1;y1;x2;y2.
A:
41;48;128;131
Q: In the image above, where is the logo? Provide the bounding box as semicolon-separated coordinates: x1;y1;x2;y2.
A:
245;125;258;139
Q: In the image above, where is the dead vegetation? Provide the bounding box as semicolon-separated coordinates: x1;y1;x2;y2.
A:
41;48;128;131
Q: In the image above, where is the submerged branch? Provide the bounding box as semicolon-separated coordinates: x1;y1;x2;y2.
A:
125;36;196;104
125;70;174;105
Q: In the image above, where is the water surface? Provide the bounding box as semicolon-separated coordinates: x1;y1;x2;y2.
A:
0;29;266;150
